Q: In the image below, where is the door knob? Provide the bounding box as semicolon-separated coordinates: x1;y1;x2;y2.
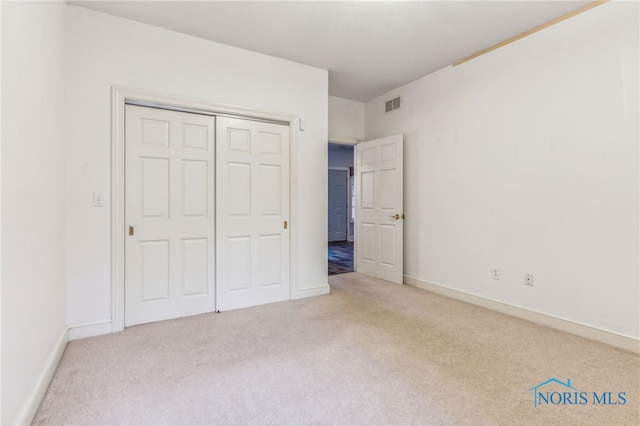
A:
390;214;400;220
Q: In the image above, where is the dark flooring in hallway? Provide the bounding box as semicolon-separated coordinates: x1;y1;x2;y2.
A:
328;240;353;275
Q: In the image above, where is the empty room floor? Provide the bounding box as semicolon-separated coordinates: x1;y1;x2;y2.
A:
34;273;639;425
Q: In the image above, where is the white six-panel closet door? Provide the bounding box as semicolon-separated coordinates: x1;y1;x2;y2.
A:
124;105;216;326
215;116;290;311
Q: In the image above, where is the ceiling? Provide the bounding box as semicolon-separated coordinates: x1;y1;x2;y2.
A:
72;1;592;102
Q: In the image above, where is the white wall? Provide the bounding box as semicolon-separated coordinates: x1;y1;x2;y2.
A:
365;2;639;339
329;96;364;143
1;2;68;424
65;6;329;330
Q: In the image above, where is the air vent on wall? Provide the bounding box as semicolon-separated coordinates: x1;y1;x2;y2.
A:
385;96;401;113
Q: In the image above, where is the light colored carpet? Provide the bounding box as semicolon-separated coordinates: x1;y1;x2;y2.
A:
34;273;639;425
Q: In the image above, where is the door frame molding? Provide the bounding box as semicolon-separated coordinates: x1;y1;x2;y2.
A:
111;86;298;332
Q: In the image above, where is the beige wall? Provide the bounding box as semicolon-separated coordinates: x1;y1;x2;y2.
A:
1;1;68;424
365;1;639;339
329;96;364;143
64;5;329;330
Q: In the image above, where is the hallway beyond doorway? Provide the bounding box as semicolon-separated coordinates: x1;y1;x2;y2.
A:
328;241;354;275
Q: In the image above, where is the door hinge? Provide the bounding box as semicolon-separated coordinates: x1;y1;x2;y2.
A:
284;221;288;230
128;226;134;236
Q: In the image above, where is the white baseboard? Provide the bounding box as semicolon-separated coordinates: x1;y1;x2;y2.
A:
15;328;68;426
68;320;113;341
404;276;640;354
292;283;331;300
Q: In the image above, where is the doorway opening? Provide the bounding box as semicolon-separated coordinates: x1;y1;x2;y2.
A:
328;143;354;275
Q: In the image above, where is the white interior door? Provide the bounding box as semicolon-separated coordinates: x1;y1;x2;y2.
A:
125;105;215;326
328;169;348;242
355;134;404;284
216;117;290;311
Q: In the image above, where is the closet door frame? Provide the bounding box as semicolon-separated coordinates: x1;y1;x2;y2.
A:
111;86;298;332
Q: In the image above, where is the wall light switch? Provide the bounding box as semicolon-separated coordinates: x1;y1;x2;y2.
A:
491;267;500;280
525;273;534;286
93;192;106;207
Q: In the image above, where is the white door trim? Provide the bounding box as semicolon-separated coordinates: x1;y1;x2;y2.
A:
329;137;361;146
111;86;299;332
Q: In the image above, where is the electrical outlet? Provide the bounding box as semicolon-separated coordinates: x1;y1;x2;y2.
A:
491;267;500;280
525;273;534;286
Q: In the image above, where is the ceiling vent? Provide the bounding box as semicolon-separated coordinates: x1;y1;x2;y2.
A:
385;96;401;113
